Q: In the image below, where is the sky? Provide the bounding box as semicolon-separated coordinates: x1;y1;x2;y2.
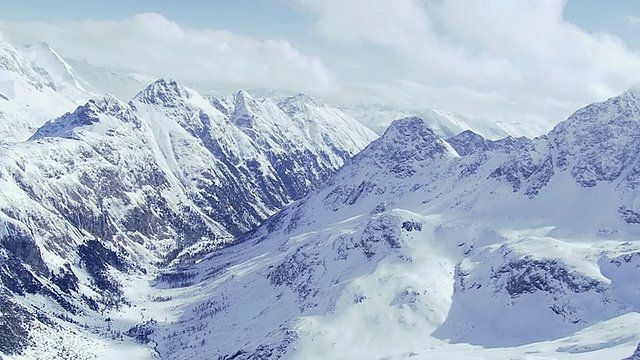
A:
1;0;640;135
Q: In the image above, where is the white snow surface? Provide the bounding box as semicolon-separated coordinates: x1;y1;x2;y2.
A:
63;57;155;102
19;42;94;102
0;34;154;142
0;33;86;142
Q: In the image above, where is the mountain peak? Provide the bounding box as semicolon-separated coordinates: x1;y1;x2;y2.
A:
356;117;456;178
549;88;640;187
623;85;640;98
447;130;530;157
382;116;438;140
553;87;640;135
230;89;260;127
277;93;323;115
133;78;190;107
21;40;89;93
233;89;257;106
0;31;56;91
616;86;640;108
448;129;484;142
29;41;53;52
23;41;61;63
30;95;138;140
447;130;487;156
280;93;321;106
84;94;131;115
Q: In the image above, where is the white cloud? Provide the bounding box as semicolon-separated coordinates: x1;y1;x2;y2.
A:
299;0;640;134
626;15;640;27
0;13;339;95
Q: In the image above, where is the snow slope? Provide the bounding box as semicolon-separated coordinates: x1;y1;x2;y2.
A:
19;42;95;102
0;32;85;142
63;57;155;102
0;33;156;143
18;40;154;102
131;80;377;236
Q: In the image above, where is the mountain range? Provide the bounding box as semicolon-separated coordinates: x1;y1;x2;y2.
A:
146;88;640;359
0;30;639;360
336;103;517;139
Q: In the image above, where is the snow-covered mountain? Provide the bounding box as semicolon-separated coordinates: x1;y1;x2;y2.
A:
0;32;156;144
18;40;154;103
338;102;536;139
102;88;640;359
19;42;95;101
0;78;377;359
130;80;376;237
63;58;155;102
0;32;86;142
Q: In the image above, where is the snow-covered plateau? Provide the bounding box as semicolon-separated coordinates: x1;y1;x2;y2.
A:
1;30;640;360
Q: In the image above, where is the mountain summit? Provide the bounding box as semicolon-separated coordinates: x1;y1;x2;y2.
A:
0;31;86;141
133;78;191;107
30;95;139;140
